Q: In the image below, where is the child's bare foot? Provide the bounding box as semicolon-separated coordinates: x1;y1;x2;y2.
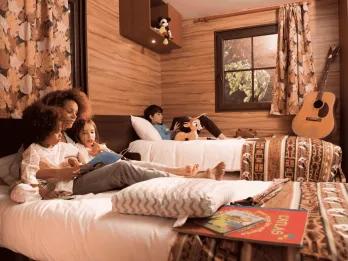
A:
212;161;225;180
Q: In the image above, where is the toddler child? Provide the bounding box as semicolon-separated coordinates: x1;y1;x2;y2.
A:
11;102;82;202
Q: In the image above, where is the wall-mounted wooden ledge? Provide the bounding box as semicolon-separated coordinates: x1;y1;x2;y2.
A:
119;0;182;54
193;0;313;23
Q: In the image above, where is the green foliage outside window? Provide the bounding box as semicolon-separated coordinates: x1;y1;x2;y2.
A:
224;60;271;102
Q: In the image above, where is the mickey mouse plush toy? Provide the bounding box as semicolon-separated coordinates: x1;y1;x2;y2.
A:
155;16;173;45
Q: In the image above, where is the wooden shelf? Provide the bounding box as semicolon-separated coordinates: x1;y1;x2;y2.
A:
119;0;182;53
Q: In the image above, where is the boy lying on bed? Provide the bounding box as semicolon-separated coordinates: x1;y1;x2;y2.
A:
10;102;225;203
144;104;228;140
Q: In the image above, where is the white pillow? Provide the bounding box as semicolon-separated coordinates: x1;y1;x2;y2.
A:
130;116;162;141
111;177;234;226
0;153;20;186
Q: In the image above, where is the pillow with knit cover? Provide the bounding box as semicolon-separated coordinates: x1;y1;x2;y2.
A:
111;177;235;226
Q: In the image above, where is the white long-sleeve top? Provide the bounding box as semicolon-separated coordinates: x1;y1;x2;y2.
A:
21;142;81;193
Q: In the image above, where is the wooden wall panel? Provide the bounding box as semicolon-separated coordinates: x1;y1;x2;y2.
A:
339;0;348;175
87;0;162;115
161;0;340;141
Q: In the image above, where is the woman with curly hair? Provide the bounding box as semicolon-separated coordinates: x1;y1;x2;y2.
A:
40;88;91;143
18;88;93;184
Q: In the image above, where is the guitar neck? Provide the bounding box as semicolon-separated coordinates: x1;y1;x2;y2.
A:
317;62;330;93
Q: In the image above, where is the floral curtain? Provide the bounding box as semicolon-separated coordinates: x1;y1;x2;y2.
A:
270;2;317;115
0;0;71;118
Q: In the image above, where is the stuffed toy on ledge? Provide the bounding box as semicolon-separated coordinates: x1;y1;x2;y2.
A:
154;16;173;45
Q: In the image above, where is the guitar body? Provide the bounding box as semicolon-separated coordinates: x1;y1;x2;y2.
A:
292;91;335;139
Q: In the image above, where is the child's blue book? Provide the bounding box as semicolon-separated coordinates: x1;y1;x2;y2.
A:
80;151;122;174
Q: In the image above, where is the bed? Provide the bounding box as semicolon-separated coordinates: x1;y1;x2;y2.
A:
0;115;249;260
1;179;348;261
0;180;275;261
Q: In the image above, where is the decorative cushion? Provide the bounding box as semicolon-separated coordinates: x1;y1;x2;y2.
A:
111;177;235;226
240;135;345;182
130;116;162;141
0;153;20;186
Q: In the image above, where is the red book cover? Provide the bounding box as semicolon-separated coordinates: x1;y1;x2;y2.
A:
174;205;308;247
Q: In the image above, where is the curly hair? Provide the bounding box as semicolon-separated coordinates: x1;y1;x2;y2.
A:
143;104;163;122
22;102;62;148
69;118;100;145
41;88;91;120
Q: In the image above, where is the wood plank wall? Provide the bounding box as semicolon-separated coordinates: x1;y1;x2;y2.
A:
161;0;340;141
87;0;162;115
339;0;348;175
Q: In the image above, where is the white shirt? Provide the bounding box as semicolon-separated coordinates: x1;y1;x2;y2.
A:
21;142;80;193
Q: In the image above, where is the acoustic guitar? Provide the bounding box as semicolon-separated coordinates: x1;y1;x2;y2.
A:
292;46;339;139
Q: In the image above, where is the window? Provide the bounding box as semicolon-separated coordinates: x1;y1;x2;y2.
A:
68;0;88;93
215;24;277;111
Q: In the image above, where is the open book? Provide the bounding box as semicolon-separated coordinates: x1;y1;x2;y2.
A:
174;205;308;247
194;209;265;234
79;152;123;174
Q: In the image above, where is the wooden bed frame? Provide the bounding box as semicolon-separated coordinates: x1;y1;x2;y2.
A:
0;115;140;158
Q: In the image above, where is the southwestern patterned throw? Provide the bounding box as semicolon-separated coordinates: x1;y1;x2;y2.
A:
170;182;348;261
240;135;344;182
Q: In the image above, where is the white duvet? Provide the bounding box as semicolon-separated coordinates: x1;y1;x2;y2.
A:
128;139;246;172
0;180;271;261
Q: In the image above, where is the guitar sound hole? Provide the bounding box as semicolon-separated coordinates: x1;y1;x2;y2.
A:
313;100;323;109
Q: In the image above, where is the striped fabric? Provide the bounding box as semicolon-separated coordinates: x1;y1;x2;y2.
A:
111;177;234;224
240;135;344;182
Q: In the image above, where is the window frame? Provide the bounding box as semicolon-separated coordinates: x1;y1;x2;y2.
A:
214;24;278;112
68;0;88;94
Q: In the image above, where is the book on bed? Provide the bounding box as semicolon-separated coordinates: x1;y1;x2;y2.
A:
193;208;265;234
174;205;308;247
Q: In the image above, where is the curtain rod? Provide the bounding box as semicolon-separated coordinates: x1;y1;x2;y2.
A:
193;0;312;23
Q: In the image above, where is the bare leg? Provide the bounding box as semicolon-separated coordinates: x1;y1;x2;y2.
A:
129;160;199;177
164;164;199;176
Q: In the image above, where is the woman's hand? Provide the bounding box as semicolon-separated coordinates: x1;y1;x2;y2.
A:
37;167;80;181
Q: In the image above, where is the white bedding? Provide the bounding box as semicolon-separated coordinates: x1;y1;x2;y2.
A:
0;180;271;261
128;139;246;172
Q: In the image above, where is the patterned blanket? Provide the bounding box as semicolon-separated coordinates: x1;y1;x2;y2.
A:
170;182;348;261
240;135;344;182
